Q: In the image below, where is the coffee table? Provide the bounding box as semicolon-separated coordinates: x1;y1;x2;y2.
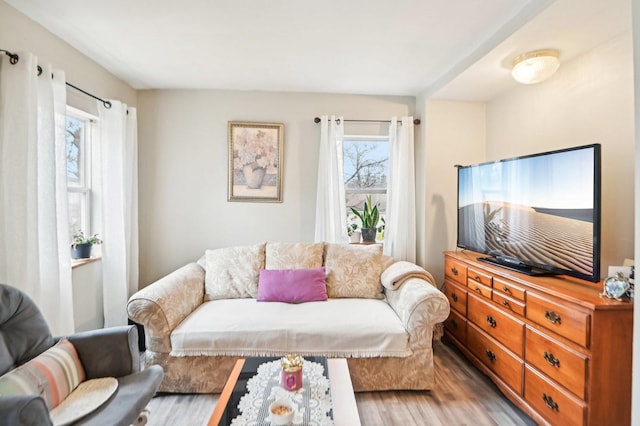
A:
208;357;361;426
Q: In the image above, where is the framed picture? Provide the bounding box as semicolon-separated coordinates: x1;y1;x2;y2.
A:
228;121;284;202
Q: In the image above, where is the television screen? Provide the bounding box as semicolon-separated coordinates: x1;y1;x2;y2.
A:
457;144;601;282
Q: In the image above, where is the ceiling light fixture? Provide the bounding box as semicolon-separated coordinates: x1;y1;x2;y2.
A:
511;49;560;85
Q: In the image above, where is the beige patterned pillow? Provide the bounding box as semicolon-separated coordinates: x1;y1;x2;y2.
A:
204;243;266;300
265;242;325;269
324;243;384;299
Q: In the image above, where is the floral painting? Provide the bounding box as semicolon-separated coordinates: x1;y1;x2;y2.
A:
228;121;284;202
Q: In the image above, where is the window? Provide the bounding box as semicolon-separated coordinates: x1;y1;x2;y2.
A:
343;135;389;238
66;107;94;239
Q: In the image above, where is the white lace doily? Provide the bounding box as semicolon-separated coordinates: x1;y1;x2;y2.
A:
230;359;334;426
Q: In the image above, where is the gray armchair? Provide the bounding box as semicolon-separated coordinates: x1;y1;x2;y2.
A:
0;283;164;426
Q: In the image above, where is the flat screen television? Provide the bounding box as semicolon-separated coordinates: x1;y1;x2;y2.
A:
457;144;601;282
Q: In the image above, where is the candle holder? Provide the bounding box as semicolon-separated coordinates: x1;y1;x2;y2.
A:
280;354;303;391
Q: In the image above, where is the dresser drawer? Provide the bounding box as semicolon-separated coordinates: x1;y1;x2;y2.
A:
493;277;526;302
468;323;523;395
524;366;586;426
445;257;467;285
468;294;524;357
527;292;590;348
525;327;587;399
492;292;525;317
468;279;492;299
444;281;467;316
467;267;493;288
444;309;467;344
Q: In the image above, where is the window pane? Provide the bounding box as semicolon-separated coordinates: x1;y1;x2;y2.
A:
342;139;388;241
68;191;86;237
66;116;84;186
66;109;94;247
343;140;388;217
343;140;388;191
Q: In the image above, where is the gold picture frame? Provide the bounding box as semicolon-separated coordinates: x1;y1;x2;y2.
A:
228;121;284;202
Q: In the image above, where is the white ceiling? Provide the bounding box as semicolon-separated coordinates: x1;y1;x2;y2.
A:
433;0;632;101
4;0;631;99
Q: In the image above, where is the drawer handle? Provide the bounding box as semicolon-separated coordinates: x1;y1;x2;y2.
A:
502;286;509;293
486;315;497;328
544;310;562;325
485;349;496;362
544;351;561;368
475;286;482;293
450;319;458;329
451;267;458;276
542;393;559;411
474;275;481;281
502;300;510;308
451;293;458;302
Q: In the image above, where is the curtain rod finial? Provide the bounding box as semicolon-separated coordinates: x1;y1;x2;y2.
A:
0;49;19;65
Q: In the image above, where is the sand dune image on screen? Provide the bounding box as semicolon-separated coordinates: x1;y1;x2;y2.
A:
458;202;593;276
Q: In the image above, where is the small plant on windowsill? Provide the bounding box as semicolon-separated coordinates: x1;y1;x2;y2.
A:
347;222;361;243
71;231;102;259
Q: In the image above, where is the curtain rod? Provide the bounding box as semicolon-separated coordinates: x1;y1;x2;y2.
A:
2;49;112;109
313;117;420;125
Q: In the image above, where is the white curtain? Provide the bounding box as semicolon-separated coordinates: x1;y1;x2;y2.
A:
314;115;347;243
0;52;74;334
384;117;416;262
97;101;138;327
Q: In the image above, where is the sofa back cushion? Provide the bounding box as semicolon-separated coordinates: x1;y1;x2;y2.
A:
324;243;384;299
258;268;328;303
204;243;266;300
265;242;325;269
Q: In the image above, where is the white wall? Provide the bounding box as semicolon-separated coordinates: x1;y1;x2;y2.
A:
136;90;415;286
415;99;486;284
0;2;136;109
486;32;635;278
631;1;640;423
71;261;103;332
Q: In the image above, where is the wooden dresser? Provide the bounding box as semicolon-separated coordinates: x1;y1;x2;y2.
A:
443;250;633;426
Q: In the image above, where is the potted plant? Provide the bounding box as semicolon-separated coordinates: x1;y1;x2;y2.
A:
350;195;380;243
377;217;385;241
71;231;102;259
347;223;361;243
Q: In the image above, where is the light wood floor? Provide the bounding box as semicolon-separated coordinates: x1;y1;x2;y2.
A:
146;341;536;426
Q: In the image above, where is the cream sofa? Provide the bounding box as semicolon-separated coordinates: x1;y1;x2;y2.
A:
127;242;450;393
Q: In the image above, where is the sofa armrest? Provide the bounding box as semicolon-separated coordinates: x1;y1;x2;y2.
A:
68;325;139;379
385;278;450;343
0;395;51;426
127;262;205;353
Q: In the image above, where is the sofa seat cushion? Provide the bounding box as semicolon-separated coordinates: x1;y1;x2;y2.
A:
170;299;411;358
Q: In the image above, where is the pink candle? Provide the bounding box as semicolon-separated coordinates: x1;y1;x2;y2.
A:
281;367;302;391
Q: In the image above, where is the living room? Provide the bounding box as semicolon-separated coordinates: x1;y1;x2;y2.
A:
0;0;637;424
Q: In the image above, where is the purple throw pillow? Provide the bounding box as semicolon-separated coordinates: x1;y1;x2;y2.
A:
257;268;328;303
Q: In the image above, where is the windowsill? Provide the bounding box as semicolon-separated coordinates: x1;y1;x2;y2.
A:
71;256;102;269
